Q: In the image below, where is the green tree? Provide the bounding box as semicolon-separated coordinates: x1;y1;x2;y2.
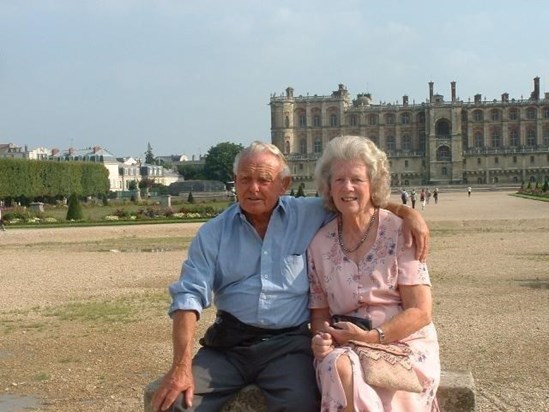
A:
145;142;156;165
177;164;205;180
66;194;84;221
203;142;243;183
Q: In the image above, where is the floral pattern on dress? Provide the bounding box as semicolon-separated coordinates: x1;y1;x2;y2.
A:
308;209;440;412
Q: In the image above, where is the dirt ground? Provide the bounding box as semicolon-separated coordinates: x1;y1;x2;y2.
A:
0;190;548;411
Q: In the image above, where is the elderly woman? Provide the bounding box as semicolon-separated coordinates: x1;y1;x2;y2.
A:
308;136;440;411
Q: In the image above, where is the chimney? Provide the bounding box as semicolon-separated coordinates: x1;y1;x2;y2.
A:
474;94;482;104
403;95;409;106
531;76;540;100
428;81;434;102
451;81;456;102
501;93;509;103
93;146;101;153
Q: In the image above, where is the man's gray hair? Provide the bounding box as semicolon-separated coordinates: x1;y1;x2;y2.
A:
233;141;291;178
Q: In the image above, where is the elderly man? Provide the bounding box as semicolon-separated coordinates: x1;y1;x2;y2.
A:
152;141;429;412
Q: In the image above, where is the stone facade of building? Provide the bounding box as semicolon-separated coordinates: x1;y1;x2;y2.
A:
270;77;549;190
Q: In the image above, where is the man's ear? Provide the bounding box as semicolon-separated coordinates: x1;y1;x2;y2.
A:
281;176;292;193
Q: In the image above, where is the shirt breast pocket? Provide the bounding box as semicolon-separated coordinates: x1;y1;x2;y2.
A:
281;253;308;287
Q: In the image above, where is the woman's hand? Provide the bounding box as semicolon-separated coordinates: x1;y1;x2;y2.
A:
312;330;334;361
326;321;368;345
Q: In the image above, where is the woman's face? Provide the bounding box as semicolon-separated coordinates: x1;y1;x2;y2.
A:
329;159;373;217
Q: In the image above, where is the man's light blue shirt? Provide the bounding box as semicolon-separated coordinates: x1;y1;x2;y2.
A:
169;196;333;329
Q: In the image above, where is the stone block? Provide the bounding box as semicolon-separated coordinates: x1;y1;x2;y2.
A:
144;370;475;412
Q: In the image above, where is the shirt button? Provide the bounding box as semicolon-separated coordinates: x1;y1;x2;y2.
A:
263;250;268;255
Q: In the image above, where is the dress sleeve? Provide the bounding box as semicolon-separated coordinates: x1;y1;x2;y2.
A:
396;224;431;286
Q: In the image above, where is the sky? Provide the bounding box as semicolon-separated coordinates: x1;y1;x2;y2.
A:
1;0;548;160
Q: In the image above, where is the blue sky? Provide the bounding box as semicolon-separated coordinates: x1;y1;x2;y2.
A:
1;0;548;160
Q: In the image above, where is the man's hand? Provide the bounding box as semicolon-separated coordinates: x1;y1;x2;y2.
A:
401;207;430;262
151;364;194;412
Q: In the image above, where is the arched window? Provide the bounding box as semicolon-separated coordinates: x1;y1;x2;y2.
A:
527;108;536;120
473;110;483;121
350;115;358;126
509;109;518;120
369;114;378;125
285;141;290;154
285;115;290;128
491;110;500;121
417;112;425;124
385;114;395;125
401;113;410;125
313;115;321;127
436;119;451;137
436;146;451;161
330;114;338;127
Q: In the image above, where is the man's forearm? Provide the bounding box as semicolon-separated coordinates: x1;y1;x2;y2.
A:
385;201;415;219
171;310;198;367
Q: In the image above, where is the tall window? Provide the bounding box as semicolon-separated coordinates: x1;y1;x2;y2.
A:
285;141;290;154
544;129;549;146
402;134;412;151
299;139;306;154
526;129;536;146
330;114;338;127
474;131;484;147
544;107;549;119
509;109;518;120
436;146;451;161
298;115;306;127
385;114;395;125
401;113;410;124
527;108;536;120
386;136;395;152
313;115;321;127
369;114;378;125
510;128;519;146
491;129;501;147
350;115;358;126
314;139;322;153
491;110;500;121
473;110;483;121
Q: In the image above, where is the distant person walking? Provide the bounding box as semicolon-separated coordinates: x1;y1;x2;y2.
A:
400;189;408;205
0;209;6;231
426;188;432;204
410;189;417;209
420;188;426;210
467;186;472;197
433;188;439;204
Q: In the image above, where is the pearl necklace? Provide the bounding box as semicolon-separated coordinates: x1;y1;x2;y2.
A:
338;208;378;254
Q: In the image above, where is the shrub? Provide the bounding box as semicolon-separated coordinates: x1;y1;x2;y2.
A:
66;194;84;221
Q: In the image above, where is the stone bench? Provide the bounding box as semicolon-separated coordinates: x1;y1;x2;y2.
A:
144;370;475;412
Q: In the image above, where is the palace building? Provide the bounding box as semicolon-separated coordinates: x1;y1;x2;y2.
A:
269;77;549;190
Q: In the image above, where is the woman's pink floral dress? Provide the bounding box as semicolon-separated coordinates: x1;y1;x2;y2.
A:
308;209;440;411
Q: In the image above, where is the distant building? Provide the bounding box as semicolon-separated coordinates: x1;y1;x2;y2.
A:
270;77;549;188
0;143;27;159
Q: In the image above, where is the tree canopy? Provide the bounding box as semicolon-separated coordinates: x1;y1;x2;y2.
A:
203;142;243;183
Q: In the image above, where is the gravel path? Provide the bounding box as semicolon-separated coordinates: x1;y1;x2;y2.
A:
0;191;548;411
